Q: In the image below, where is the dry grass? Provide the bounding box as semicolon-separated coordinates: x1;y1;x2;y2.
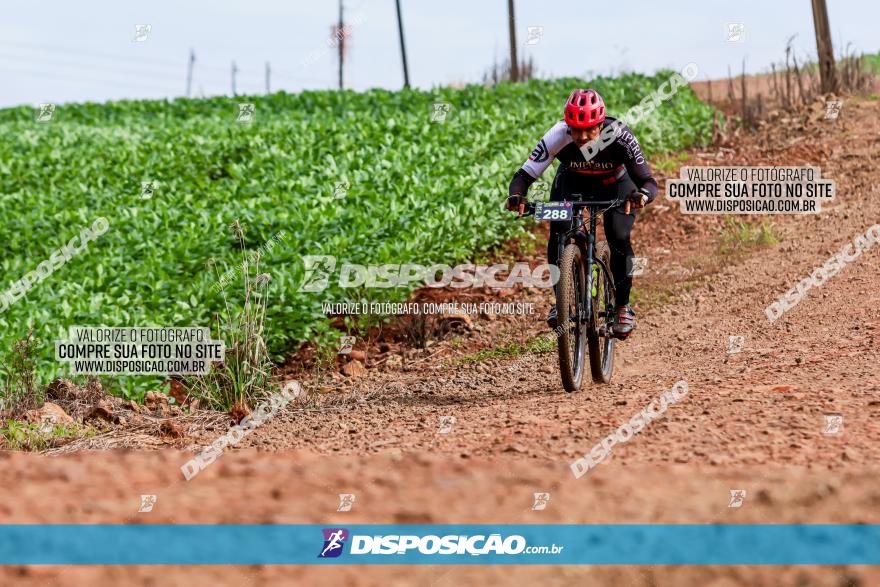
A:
41;410;230;455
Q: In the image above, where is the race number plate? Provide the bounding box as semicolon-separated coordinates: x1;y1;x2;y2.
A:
534;201;573;221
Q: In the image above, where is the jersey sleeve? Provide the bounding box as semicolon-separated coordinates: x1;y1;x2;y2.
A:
520;121;569;179
508;168;536;197
616;124;658;202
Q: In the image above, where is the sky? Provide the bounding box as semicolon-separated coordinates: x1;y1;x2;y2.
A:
2;0;878;108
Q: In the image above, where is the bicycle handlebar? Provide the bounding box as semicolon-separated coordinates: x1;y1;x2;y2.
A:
564;198;628;207
521;195;628;216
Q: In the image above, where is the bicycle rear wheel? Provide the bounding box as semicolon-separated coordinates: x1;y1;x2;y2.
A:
556;243;587;392
588;242;615;383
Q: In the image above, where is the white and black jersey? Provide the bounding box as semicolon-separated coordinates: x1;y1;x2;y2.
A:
510;116;658;202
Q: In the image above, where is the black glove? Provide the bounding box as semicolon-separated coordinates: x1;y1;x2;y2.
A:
506;194;526;212
628;187;651;209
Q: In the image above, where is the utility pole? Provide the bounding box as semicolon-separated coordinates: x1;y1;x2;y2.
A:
395;0;410;88
338;0;345;89
810;0;837;92
265;61;271;94
507;0;519;82
231;60;238;96
186;49;195;97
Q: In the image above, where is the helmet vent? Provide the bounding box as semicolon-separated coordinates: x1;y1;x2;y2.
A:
563;89;606;129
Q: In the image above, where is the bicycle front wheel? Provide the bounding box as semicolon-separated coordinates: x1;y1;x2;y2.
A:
556;243;587;392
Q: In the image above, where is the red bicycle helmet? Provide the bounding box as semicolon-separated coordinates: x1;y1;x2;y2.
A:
564;89;606;128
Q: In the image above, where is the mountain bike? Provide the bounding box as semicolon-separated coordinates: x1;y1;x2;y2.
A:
523;196;624;392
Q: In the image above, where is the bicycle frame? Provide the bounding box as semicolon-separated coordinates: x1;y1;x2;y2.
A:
549;196;623;326
521;195;625;389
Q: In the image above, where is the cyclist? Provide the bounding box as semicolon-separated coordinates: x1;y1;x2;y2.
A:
506;89;657;339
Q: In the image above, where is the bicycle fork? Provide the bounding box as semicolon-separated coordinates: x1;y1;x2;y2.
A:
557;240;593;326
581;235;594;326
582;208;602;326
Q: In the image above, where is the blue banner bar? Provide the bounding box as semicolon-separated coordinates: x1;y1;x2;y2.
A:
1;524;878;565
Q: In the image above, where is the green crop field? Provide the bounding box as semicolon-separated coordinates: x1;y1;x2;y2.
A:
0;72;716;395
863;52;880;74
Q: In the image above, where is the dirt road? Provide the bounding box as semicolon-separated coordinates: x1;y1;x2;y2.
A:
5;97;880;586
249;95;880;469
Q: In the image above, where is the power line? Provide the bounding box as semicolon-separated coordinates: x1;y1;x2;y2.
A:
1;3;376;105
1;65;184;95
0;48;333;95
0;53;263;87
2;62;333;103
2;66;333;106
0;51;226;84
0;40;230;73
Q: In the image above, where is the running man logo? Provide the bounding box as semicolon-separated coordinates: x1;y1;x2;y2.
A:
141;181;156;200
37;103;55;122
531;492;550;511
824;100;843;120
530;181;548;200
237;103;255;123
728;489;747;508
337;494;356;512
132;24;152;43
726;23;744;42
38;413;61;434
823;414;843;435
333;181;349;200
628;256;648;277
337;335;356;355
138;495;157;513
727;335;745;354
526;26;544;45
299;255;337;292
318;528;349;558
431;103;451;123
438;415;456;434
